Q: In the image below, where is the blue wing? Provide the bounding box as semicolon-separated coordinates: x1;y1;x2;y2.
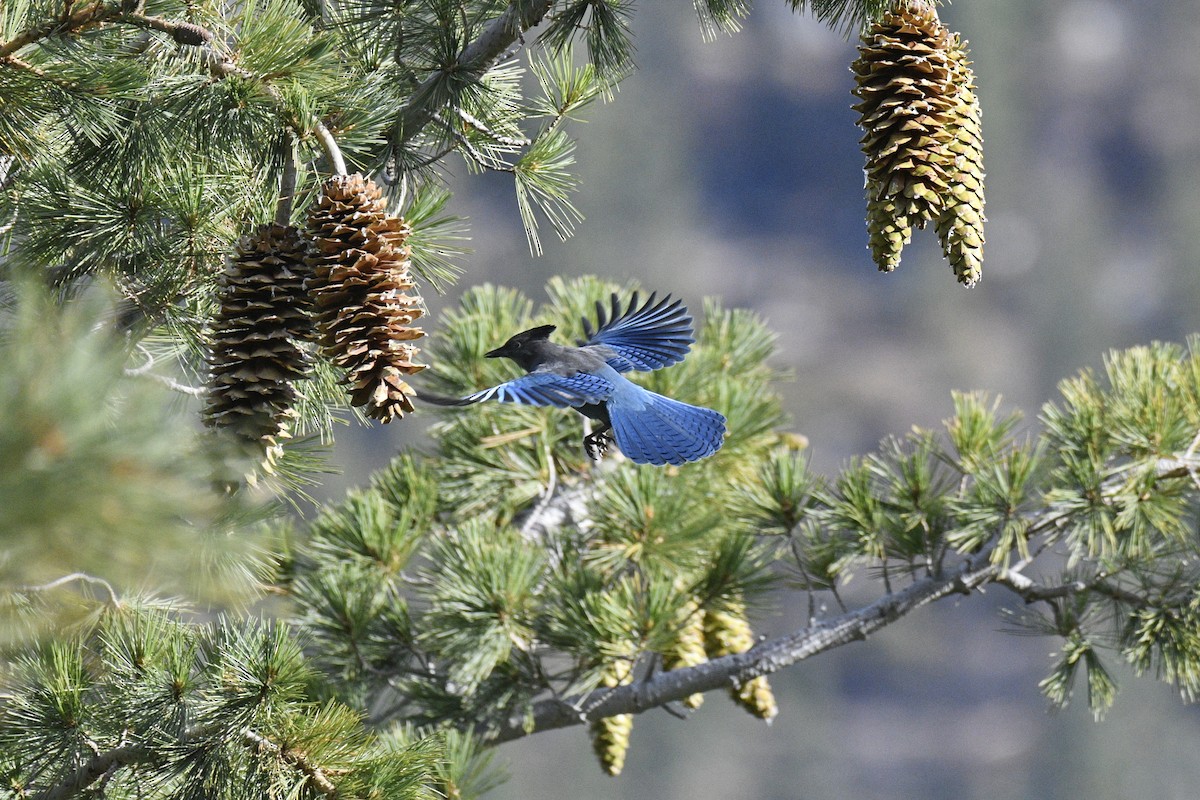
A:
580;292;695;373
458;370;614;408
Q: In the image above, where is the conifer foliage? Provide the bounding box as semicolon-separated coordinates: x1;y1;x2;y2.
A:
6;0;1200;797
0;602;443;800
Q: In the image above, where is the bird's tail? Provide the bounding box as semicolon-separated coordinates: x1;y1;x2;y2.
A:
607;390;726;466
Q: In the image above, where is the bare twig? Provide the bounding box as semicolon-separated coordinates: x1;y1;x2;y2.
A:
123;346;206;396
21;572;120;607
124;343;157;375
994;570;1150;609
431;110;513;172
136;371;206;396
455;107;531;148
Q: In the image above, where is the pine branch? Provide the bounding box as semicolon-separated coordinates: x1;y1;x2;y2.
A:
481;543;1003;744
311;120;349;176
394;0;556;146
478;451;1200;744
0;53;66;85
514;471;594;535
242;728;340;797
276;144;299;225
118;11;213;45
1;8;346;175
32;743;145;800
0;1;114;59
31;725;341;800
198;41;348;175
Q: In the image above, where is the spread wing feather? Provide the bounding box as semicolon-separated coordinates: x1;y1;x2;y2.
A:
457;371;614;408
580;291;695;373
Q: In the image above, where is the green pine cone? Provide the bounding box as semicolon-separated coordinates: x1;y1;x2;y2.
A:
590;657;635;775
852;0;958;272
936;33;986;286
703;600;779;722
662;599;708;710
866;195;915;273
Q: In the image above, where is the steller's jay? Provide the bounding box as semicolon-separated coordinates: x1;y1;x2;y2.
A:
419;292;726;465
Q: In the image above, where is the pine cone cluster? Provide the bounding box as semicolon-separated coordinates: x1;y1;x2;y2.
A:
306;174;425;422
204;223;313;460
205;173;429;463
590;656;635;776
852;0;985;285
703;600;778;722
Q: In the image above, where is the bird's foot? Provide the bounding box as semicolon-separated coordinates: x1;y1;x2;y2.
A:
583;430;614;462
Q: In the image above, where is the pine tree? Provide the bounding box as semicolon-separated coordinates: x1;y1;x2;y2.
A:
3;1;1200;797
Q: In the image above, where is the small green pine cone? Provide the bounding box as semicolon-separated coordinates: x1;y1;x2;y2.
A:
866;195;915;273
172;21;212;46
662;599;708;710
702;603;753;658
735;675;779;724
852;0;958;272
703;600;779;723
590;658;635;776
935;33;985;286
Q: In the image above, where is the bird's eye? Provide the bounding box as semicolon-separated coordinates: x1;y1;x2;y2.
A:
511;341;522;349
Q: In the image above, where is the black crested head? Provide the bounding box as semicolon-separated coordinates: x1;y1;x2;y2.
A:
485;324;557;370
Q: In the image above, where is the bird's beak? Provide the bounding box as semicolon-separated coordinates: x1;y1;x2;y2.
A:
484;346;504;359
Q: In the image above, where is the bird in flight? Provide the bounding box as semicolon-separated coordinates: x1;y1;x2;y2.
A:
420;292;726;466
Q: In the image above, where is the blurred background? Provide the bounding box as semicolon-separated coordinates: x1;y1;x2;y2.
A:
324;1;1200;798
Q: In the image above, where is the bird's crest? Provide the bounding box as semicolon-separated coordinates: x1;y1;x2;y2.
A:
516;324;557;341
